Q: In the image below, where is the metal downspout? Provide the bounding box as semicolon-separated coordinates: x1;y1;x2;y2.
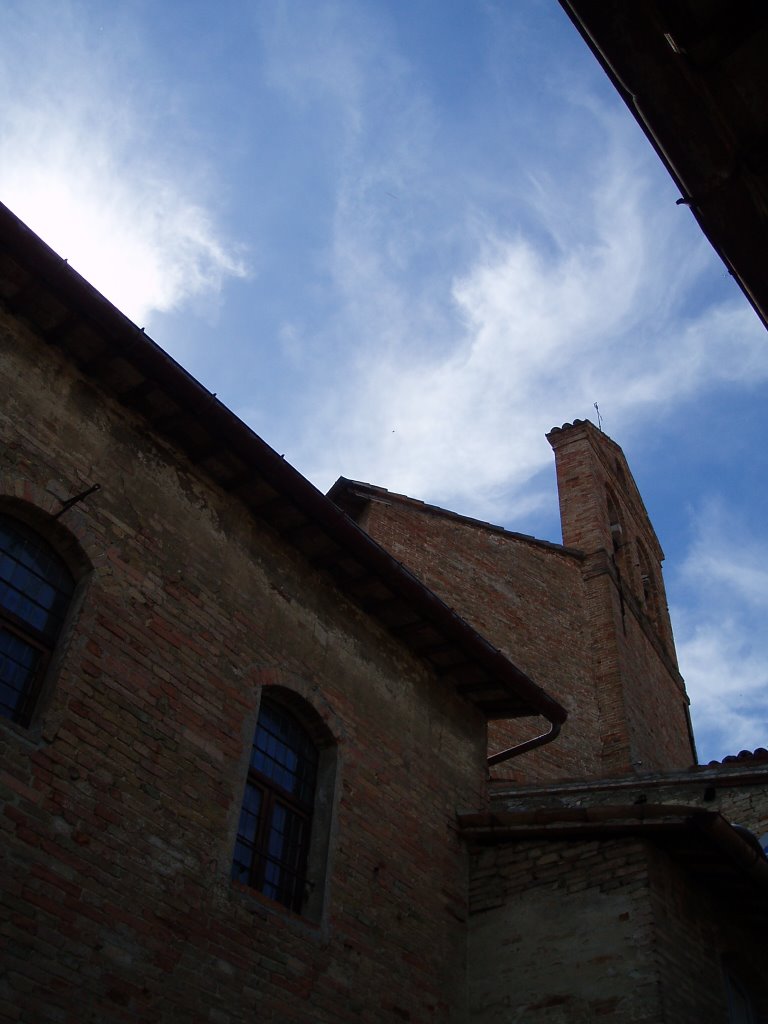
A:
487;719;562;767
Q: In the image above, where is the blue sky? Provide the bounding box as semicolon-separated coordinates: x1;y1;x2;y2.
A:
2;0;766;763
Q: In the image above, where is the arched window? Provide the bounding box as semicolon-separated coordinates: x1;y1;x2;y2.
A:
606;487;623;551
637;540;661;626
232;696;321;914
0;513;75;725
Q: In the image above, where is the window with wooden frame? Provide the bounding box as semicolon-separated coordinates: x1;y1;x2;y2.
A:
0;514;75;726
232;696;321;913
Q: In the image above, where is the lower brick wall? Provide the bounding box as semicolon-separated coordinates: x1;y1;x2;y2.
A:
354;498;602;785
0;623;485;1024
648;847;767;1023
467;838;661;1023
468;830;768;1023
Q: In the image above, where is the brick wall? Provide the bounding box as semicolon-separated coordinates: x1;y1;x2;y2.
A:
0;309;488;1023
342;437;695;785
467;832;767;1023
647;847;767;1022
486;761;768;1019
348;495;600;785
467;837;661;1022
548;421;694;774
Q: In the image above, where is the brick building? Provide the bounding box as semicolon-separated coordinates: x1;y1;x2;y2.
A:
1;199;767;1022
331;429;768;1023
330;419;695;786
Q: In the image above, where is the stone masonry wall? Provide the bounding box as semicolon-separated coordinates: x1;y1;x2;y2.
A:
467;837;661;1023
492;762;768;840
481;761;768;1021
468;833;768;1023
0;309;488;1024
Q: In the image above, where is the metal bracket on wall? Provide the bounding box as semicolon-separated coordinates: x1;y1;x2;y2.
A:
54;483;101;518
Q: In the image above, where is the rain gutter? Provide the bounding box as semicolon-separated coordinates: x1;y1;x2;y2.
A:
487;719;562;767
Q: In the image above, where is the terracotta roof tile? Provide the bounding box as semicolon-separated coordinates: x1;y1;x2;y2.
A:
707;747;768;767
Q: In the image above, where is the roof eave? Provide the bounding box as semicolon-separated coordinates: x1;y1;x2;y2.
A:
0;201;566;729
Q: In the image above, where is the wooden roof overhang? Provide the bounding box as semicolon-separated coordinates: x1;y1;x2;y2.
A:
559;0;768;332
0;202;566;730
459;804;768;929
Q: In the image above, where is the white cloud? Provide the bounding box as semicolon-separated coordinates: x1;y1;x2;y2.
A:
2;2;763;767
258;1;371;140
243;7;768;514
242;8;768;521
0;2;246;328
294;108;767;524
239;8;768;765
671;502;768;763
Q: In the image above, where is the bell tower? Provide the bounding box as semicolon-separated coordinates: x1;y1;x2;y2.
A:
547;420;696;774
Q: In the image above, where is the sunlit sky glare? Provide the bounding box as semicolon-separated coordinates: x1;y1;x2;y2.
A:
2;0;766;763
